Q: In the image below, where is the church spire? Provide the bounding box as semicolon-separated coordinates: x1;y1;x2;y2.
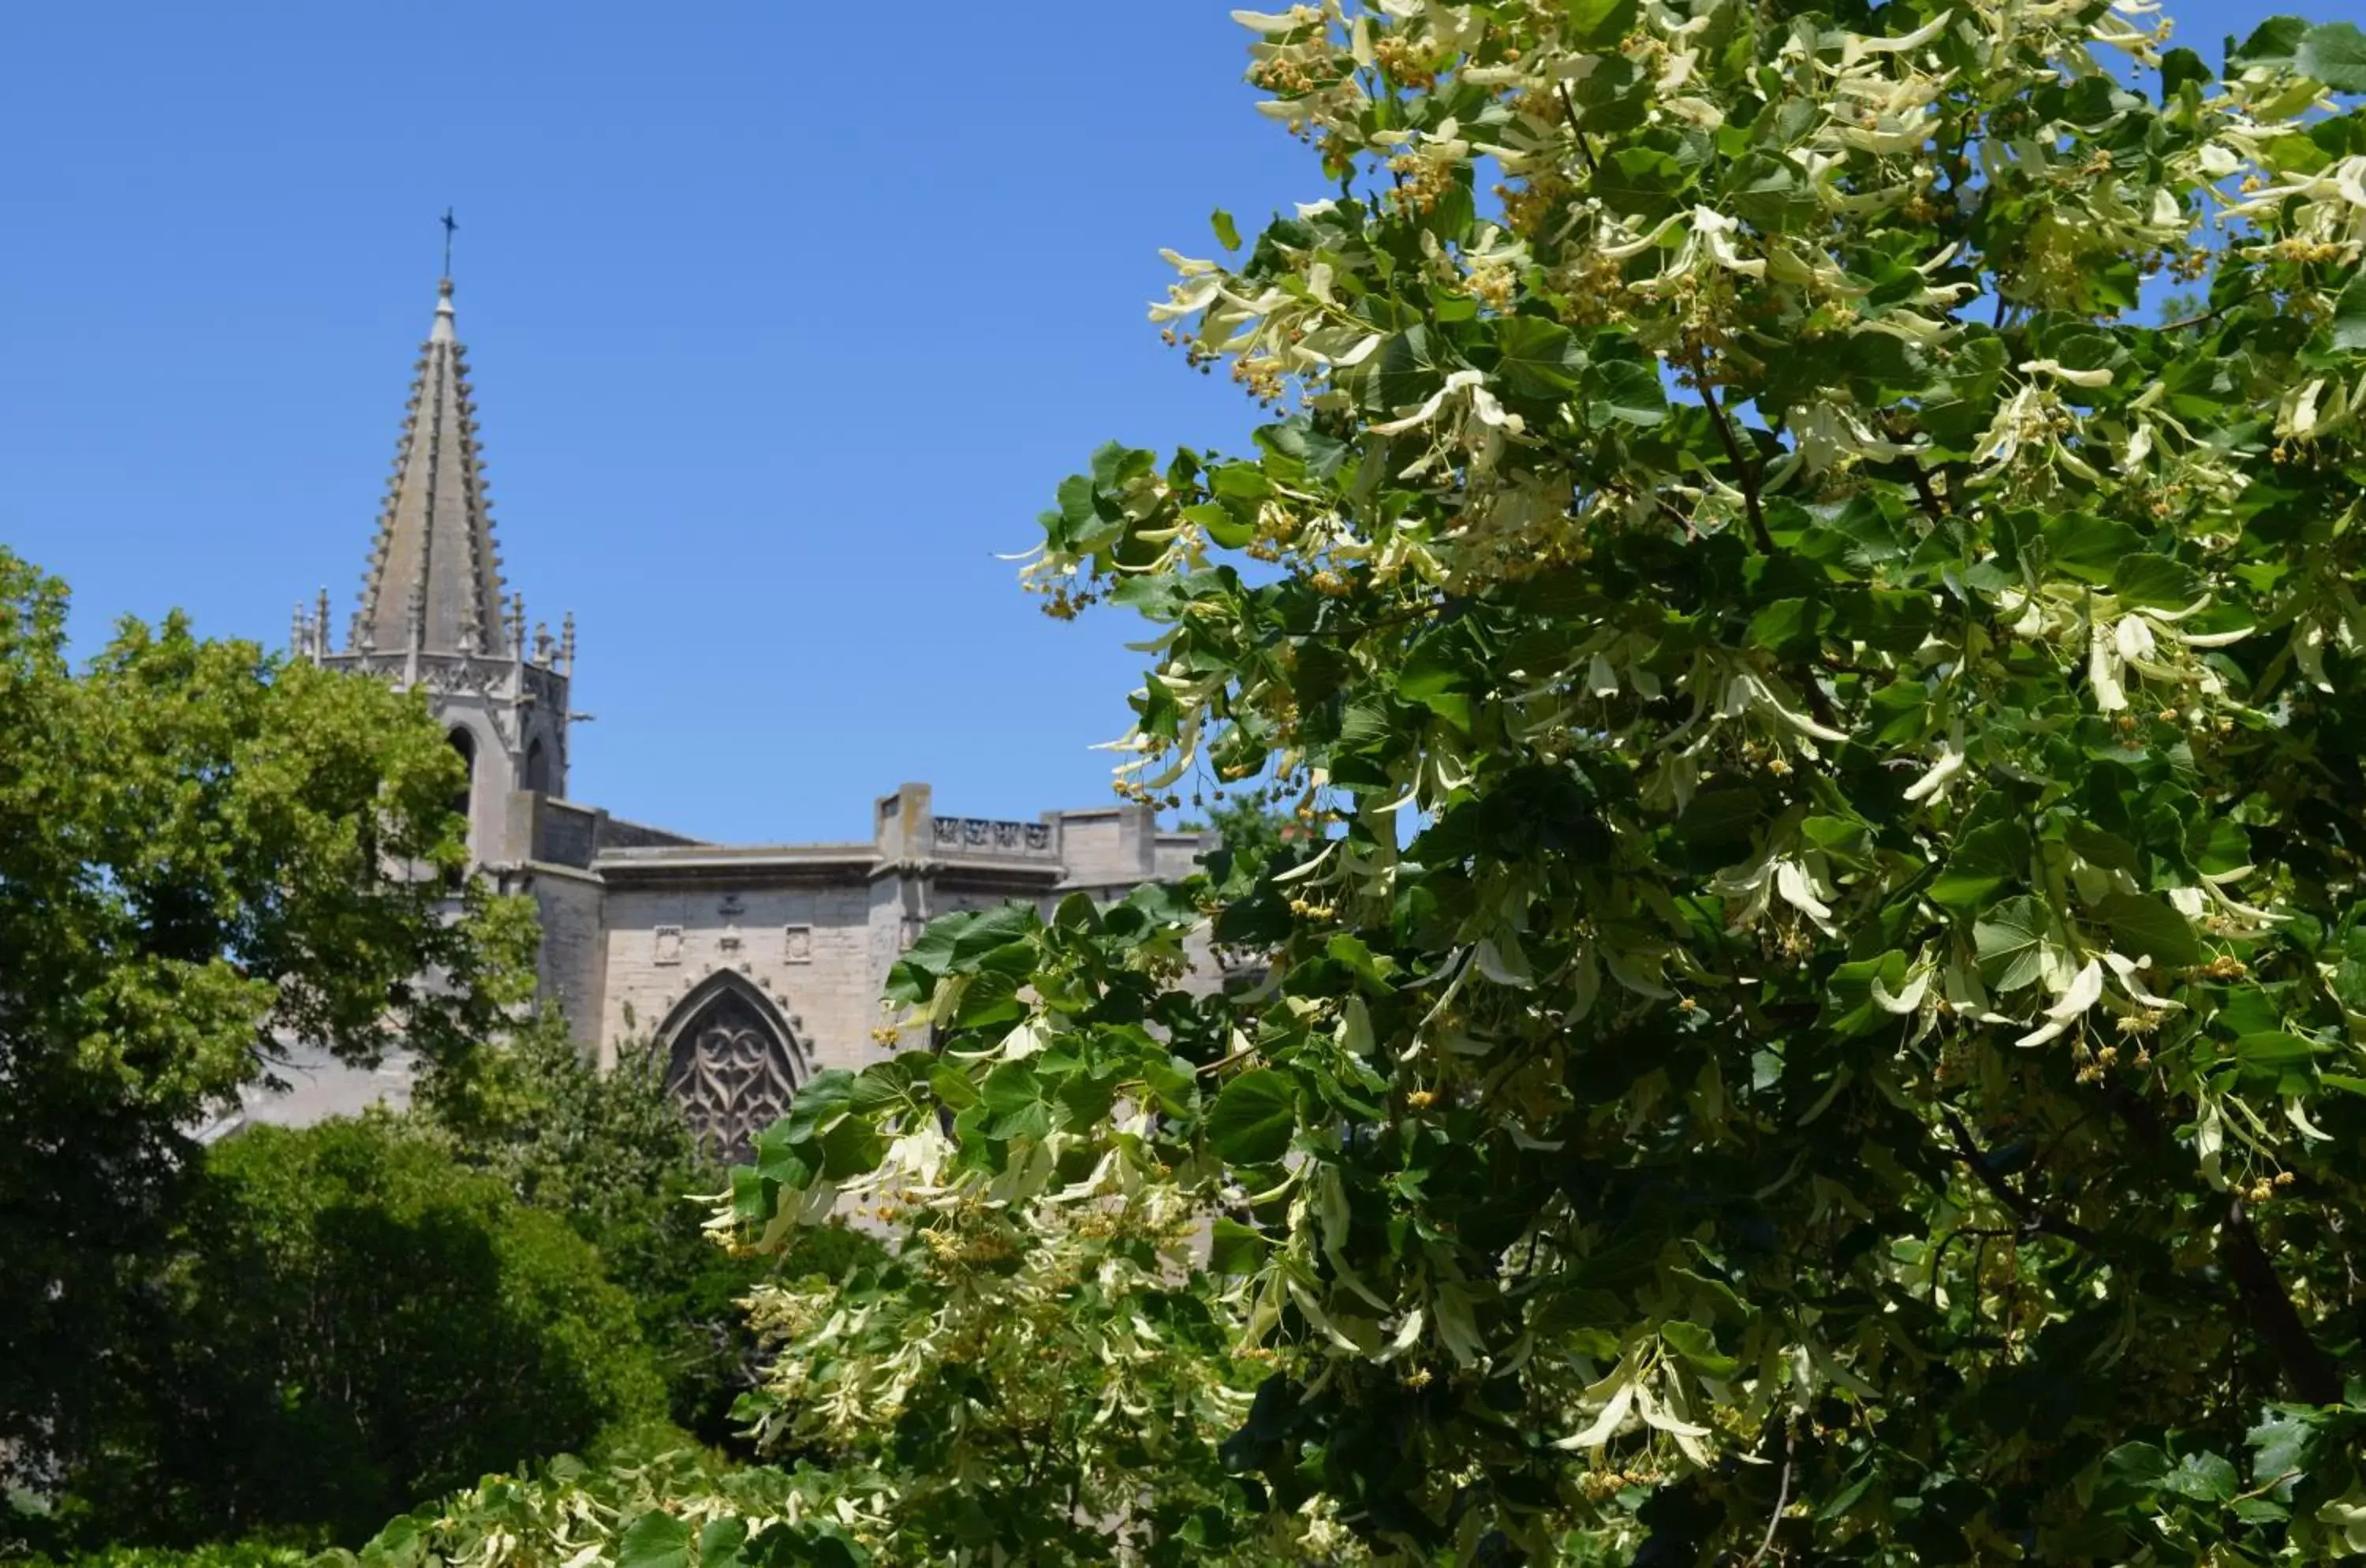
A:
349;274;507;659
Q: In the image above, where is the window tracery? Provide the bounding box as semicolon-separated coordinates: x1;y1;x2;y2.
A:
660;980;800;1163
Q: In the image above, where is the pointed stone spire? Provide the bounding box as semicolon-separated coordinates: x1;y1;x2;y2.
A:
349;277;509;659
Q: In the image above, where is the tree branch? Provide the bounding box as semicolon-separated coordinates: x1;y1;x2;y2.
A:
2158;290;2253;334
2096;1085;2342;1405
1939;1108;2101;1248
2221;1197;2343;1406
1554;84;1600;174
1744;1421;1796;1568
1696;373;1776;556
1906;460;1947;527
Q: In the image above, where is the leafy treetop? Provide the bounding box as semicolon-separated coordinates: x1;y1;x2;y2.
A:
0;547;534;1510
409;2;2366;1562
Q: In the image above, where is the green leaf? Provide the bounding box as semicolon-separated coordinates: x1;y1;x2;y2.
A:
1378;327;1460;415
2043;513;2145;586
2162;47;2210;98
818;1114;888;1180
2111;553;2204;610
1209;1217;1272;1273
752;1126;818;1191
2066;819;2141;876
1931;821;2029;909
1589;358;1667;426
777;1070;857;1146
1975;896;2051;992
2187;816;2251;878
980;1062;1043;1118
2095;1441;2172;1510
1569;53;1648;133
952;902;1040;966
1821;950;1909;1037
1493;315;1587;398
953;969;1028;1029
700;1518;751;1568
2248;1406;2323;1480
929;1063;982;1111
1207;1068;1298;1164
617;1510;693;1568
1660;1319;1741;1378
1212;207;1241;250
2095;892;2207;967
1184;501;1255;550
1794;495;1905;570
1566;0;1640;50
2332;275;2366;353
2298;21;2366;91
1400;625;1479;732
2230;17;2308;68
1745;597;1828;659
2234;1031;2318;1075
1727;150;1818;233
893;912;974;992
2159;1450;2240;1503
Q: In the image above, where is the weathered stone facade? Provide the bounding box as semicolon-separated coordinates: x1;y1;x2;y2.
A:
264;276;1197;1150
492;784;1196;1073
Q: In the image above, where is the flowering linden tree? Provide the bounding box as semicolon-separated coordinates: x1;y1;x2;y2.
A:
722;2;2366;1562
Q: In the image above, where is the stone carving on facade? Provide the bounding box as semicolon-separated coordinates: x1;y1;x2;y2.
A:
662;984;800;1164
931;816;1056;857
653;924;683;965
782;924;813;964
718;923;743;954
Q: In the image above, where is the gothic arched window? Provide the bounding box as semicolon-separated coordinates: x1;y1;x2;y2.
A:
447;727;476;818
524;737;550;794
446;728;476;865
659;975;803;1164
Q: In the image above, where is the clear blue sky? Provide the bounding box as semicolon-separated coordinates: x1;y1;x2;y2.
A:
0;3;1305;845
0;1;2289;845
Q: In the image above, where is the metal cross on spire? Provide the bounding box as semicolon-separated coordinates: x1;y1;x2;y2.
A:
440;207;458;278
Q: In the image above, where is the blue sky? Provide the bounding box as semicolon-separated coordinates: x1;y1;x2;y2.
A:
0;0;2296;845
0;3;1305;844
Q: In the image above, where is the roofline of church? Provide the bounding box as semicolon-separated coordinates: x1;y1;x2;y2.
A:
577;849;1073;893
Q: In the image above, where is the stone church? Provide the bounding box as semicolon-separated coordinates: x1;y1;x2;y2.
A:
243;275;1201;1155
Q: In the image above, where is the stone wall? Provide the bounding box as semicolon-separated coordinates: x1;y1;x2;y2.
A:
530;864;608;1040
513;782;1211;1089
593;880;878;1073
599;815;705;851
534;800;601;868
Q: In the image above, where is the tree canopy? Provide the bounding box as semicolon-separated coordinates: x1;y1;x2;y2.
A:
0;547;533;1507
114;0;2366;1560
58;1117;667;1548
719;2;2366;1559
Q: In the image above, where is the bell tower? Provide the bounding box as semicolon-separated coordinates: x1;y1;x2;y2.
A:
293;271;574;868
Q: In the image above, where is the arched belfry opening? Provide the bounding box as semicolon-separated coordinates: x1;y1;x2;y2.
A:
447;727;476;841
656;973;806;1164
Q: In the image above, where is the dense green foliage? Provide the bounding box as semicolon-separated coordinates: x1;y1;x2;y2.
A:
27;1544;314;1567
16;992;882;1559
346;1443;880;1568
0;547;533;1525
718;2;2366;1561
32;0;2366;1559
1187;796;1301;872
416;1017;884;1447
53;1118;666;1548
